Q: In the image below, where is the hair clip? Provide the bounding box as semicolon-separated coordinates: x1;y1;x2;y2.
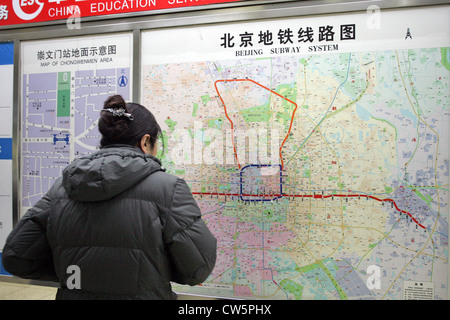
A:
104;108;134;121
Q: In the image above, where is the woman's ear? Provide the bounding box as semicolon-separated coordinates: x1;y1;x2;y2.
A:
140;134;151;154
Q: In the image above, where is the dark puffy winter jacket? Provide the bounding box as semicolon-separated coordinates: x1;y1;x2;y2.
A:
2;145;217;299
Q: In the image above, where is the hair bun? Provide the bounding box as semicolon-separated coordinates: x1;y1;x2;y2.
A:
104;94;127;110
98;95;132;146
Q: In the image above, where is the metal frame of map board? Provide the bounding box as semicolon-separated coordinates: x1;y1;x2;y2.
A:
0;0;447;300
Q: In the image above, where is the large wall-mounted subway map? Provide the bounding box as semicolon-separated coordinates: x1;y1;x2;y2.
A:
21;34;132;211
142;8;449;300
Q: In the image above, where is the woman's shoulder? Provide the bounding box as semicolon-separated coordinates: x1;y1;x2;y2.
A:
141;169;185;194
147;169;179;184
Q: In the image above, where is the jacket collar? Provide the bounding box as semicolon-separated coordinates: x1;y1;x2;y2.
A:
100;144;162;166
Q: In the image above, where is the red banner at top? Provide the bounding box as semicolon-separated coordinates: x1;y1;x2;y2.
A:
0;0;242;27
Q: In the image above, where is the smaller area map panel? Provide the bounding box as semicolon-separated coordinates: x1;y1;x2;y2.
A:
22;68;130;208
20;34;133;211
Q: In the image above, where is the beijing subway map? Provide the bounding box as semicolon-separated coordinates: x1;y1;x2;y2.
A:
142;47;449;299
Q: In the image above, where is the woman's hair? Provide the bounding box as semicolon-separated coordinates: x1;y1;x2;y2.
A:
98;95;163;152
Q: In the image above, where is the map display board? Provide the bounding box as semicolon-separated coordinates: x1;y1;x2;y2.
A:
20;33;132;213
141;6;450;299
0;42;14;276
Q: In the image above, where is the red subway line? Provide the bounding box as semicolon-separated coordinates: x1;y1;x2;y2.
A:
214;78;298;171
191;191;426;229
